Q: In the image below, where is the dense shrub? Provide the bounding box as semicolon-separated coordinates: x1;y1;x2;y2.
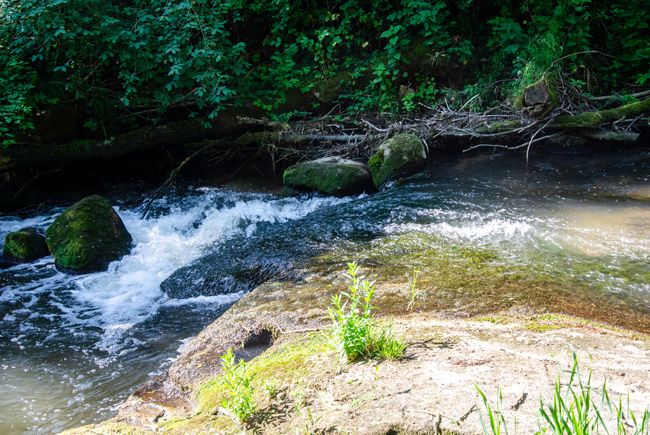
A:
0;0;647;144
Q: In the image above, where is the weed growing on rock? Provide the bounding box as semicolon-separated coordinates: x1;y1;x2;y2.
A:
476;386;509;435
219;348;256;425
477;353;650;435
329;262;405;362
407;267;421;312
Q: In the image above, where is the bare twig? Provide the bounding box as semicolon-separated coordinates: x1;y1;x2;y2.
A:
462;132;561;154
140;141;221;219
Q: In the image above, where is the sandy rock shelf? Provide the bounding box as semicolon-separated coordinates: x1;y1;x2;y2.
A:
65;271;650;434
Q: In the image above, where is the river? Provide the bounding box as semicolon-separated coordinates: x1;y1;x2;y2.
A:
1;150;648;433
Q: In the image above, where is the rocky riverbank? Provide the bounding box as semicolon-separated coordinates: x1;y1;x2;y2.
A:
65;237;650;434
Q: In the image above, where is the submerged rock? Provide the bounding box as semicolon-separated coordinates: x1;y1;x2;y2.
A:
3;227;49;263
283;157;374;196
45;195;132;273
368;133;427;188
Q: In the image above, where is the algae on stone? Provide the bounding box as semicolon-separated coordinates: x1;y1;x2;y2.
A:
3;227;49;263
368;134;427;188
551;97;650;129
45;195;132;273
283;157;374;196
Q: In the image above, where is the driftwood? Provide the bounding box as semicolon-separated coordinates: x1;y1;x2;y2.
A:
2;94;648;209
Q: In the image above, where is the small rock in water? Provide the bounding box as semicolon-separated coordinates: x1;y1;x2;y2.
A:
45;195;132;273
283;157;374;196
368;133;427;188
3;227;49;263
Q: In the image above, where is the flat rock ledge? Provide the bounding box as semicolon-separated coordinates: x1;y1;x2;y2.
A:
64;268;650;435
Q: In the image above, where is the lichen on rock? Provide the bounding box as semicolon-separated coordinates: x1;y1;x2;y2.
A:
45;195;132;273
3;227;49;263
283;157;374;196
368;133;427;188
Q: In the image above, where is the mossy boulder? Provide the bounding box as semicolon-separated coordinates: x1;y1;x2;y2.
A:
3;227;49;263
283;157;374;196
45;195;133;273
368;134;427;188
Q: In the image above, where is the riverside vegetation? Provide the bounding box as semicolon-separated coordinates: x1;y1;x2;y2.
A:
1;1;649;212
1;0;648;143
1;1;649;434
477;354;650;435
215;263;404;427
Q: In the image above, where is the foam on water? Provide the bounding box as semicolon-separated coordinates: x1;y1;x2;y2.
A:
1;189;346;354
385;207;535;244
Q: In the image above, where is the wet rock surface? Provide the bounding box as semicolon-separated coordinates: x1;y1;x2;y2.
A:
368;133;427;187
3;227;49;263
283;157;374;196
45;195;132;273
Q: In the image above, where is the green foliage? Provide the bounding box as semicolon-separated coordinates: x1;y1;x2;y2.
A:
406;268;421;311
477;353;650;435
0;0;648;143
329;262;405;362
219;348;256;425
476;386;509;435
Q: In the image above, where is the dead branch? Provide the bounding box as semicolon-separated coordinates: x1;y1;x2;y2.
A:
140;140;225;219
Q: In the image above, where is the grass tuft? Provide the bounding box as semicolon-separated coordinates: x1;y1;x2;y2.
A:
477;353;650;435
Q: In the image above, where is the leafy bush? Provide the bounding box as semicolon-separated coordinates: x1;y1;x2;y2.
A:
220;348;256;425
0;1;648;143
329;262;405;362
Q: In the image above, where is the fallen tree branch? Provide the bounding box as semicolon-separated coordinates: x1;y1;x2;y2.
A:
140;140;225;219
588;90;650;102
550;97;650;129
462;133;561;153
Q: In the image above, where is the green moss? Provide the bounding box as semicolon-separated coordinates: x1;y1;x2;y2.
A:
472;315;513;325
161;332;333;433
552;97;650;129
474;119;524;134
3;227;49;262
311;231;650;333
368;134;427;188
283;158;373;195
450;245;498;267
45;195;132;273
197;332;332;413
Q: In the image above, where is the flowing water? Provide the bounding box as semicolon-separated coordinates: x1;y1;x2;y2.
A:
1;150;648;433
